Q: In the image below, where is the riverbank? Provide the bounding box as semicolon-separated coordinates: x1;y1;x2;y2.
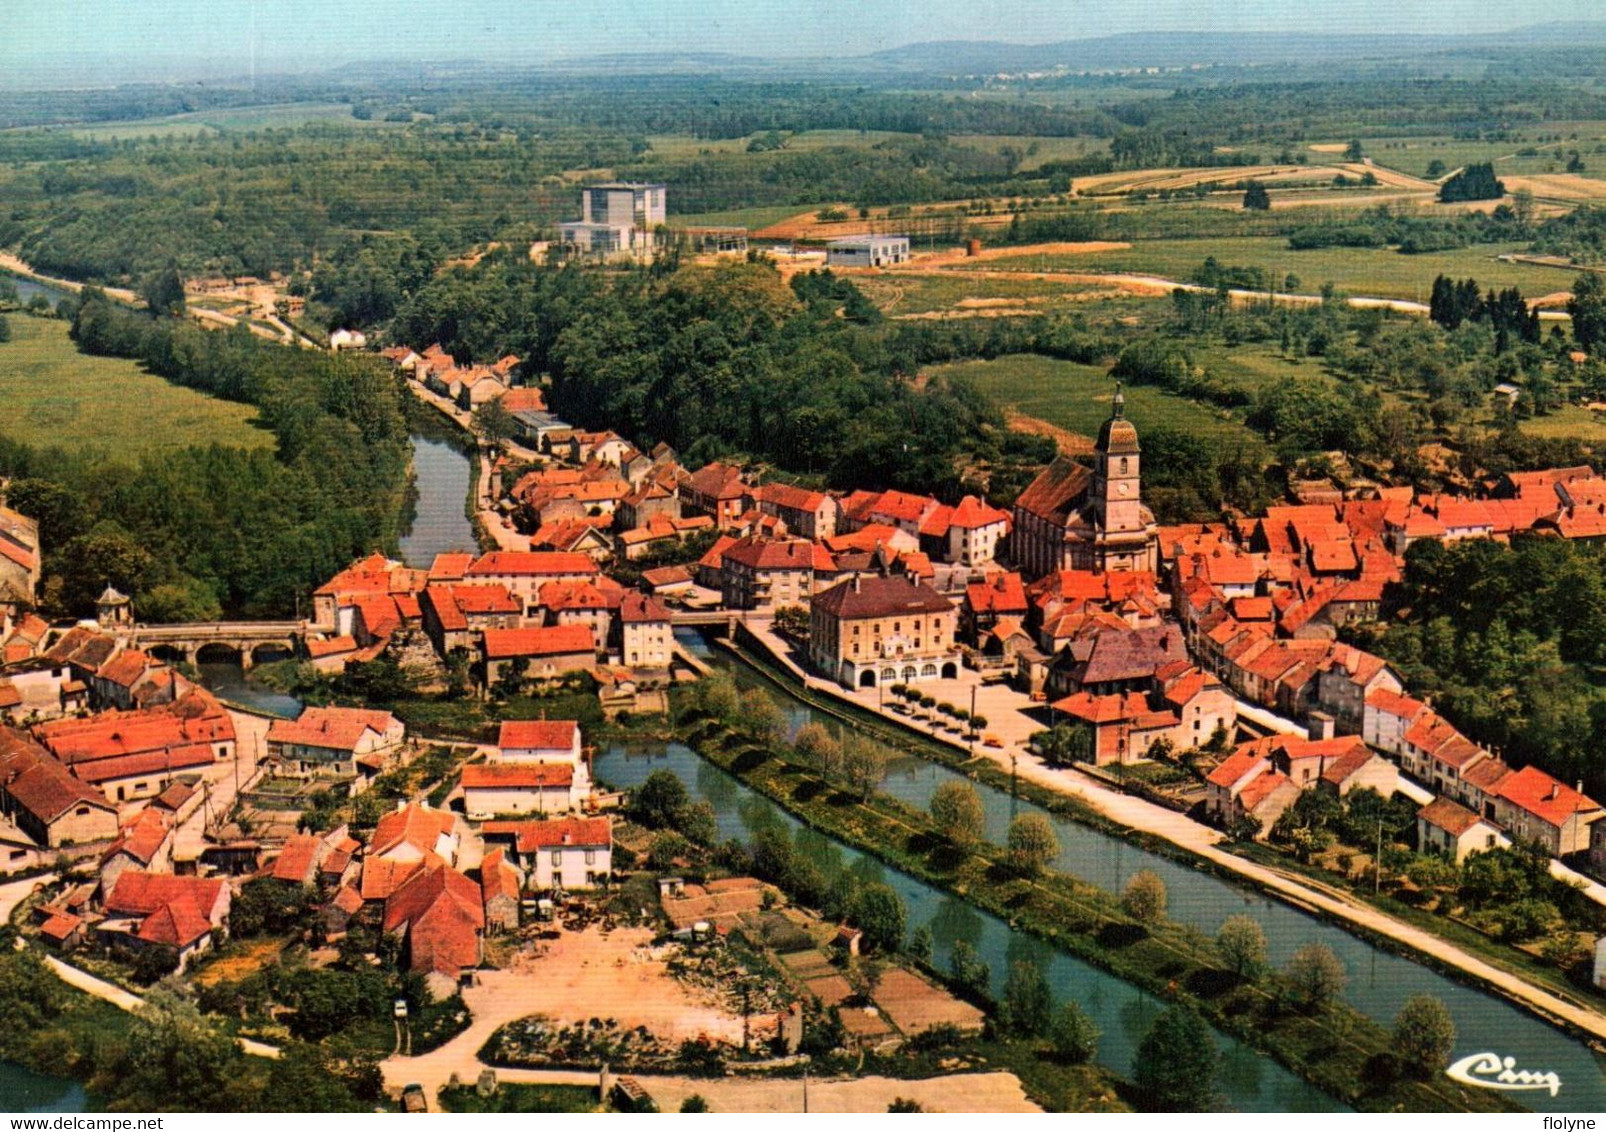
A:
724;628;1606;1053
674;700;1508;1111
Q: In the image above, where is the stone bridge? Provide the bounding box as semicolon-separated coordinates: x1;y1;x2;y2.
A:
131;621;307;670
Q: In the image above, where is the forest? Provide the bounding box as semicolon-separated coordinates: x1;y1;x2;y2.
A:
388;253;1047;495
0;301;410;619
1351;537;1606;797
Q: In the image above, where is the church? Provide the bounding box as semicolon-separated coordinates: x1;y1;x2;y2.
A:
1010;385;1159;579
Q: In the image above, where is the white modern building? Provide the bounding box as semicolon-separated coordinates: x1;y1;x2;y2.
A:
559;182;667;258
826;235;910;268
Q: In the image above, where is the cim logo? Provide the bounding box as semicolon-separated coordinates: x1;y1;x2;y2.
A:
1445;1052;1562;1097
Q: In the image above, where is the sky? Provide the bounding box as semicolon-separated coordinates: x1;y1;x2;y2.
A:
7;0;1606;84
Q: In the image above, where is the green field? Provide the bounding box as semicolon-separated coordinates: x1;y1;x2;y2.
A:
0;315;273;459
1516;402;1606;443
1359;124;1606;183
669;203;823;229
68;101;393;140
964;236;1579;302
855;271;1139;316
928;352;1256;442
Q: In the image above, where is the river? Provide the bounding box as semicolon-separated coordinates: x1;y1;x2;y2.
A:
398;431;477;569
3;272;71;311
663;630;1606;1112
0;1062;91;1114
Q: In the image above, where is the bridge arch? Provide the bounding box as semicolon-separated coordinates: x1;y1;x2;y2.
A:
195;641;245;668
249;642;296;668
147;643;190;668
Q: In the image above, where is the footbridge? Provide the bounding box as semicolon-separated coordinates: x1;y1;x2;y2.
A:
131;621;307;670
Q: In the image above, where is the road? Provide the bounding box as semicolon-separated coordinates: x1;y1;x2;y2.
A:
736;624;1606;1043
0;252;138;304
884;262;1575;321
34;950;280;1057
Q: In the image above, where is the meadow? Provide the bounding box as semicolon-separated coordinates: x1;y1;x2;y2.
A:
959;235;1579;301
925;352;1256;442
67;101;397;140
0;315;273;459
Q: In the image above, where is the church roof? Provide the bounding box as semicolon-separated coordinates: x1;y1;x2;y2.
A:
1095;386;1140;456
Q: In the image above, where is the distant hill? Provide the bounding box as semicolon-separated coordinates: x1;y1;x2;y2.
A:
867;25;1606;74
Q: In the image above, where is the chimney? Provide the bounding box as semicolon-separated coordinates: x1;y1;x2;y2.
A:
852;575;861;593
1549;784;1561;802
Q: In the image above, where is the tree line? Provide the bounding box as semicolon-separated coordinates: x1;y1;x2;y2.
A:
0;296;410;618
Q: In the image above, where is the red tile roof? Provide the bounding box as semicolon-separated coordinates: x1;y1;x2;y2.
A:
1238;769;1295;813
383;864;484;977
483;624;596;659
1417;796;1488;837
811;574;952;620
370;803;457;860
619;591;671;623
1206;751;1267;789
105;871;226;921
267;707;399;753
950;494;1010;529
466;551;599;577
270;834;324;883
461;763;574;789
104;807;170;867
966;573;1028;616
481;816;612;851
1495;765;1602;829
721;536;817;571
498;720;579;751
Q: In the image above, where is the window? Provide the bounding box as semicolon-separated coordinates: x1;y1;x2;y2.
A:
1120;457;1129;474
585;849;596;864
551;850;563;866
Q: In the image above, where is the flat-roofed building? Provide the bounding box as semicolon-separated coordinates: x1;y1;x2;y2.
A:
826;235;910;268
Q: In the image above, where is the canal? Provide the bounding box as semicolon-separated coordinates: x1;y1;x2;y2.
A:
670;630;1606;1113
398;430;477;569
3;272;72;310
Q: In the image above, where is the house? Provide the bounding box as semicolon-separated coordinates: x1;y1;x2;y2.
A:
34;692;236;805
1362;688;1429;758
100;870;231;971
481;848;522;934
720;537;820;611
825;235;910;268
617;481;682;532
98;806;174;893
1417;797;1507;863
680;463;753;528
1245;734;1399;799
369;802;461;867
616;592;673;671
1203;752;1299;836
89;650;172;712
268;833;327;888
1489;766;1603;858
942;495;1011;567
808;573;958;689
1314;646;1403;735
479;816;612;890
482;624;597;686
1010;389;1158;578
0;661;86;723
461;763;581;819
1051;690;1180;767
383;863;484;996
420;583;522;657
755;483;840;540
962;572;1029;643
265;707;405;793
311;554;427;636
0;504;41;618
0;729;119;847
498;720;584;765
463;551;601;614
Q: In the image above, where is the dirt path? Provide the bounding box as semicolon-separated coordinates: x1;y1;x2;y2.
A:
35;950;281;1058
0;252;138;304
1003;410;1094;456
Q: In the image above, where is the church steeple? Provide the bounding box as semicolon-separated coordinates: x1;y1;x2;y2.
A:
1111;381;1125;420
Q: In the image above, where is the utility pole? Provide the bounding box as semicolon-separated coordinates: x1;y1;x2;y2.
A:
969;683;977;754
1375;820;1383;896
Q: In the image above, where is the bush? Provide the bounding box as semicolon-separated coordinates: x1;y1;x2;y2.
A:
1049;1001;1099;1064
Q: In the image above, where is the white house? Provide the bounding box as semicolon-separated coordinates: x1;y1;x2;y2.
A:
460;762;584;819
480;817;612;891
496;720;583;765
